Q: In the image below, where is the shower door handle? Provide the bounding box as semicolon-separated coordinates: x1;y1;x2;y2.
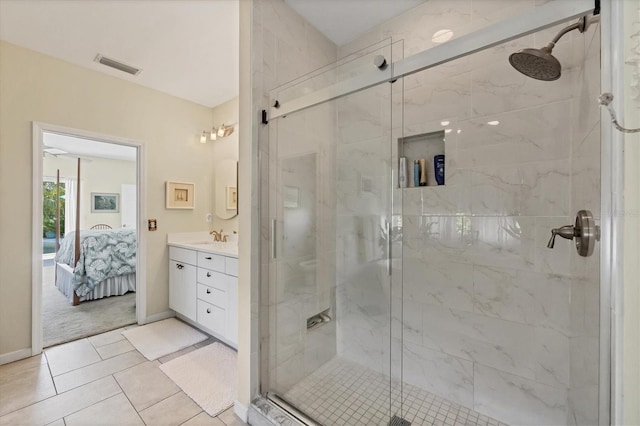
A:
271;219;277;260
386;220;391;276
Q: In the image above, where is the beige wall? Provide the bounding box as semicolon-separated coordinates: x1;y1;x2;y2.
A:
0;40;221;357
623;0;640;423
43;155;136;230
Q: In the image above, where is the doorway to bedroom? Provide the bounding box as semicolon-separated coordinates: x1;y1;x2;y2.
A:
36;127;142;349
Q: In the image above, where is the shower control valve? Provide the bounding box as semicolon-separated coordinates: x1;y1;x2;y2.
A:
547;210;600;257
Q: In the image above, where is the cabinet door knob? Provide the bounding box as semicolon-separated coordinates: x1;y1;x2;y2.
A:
206;288;211;294
206;272;212;277
206;308;211;314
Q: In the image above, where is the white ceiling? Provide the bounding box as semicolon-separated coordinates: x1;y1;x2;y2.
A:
44;133;137;162
0;0;239;108
0;0;426;108
284;0;427;46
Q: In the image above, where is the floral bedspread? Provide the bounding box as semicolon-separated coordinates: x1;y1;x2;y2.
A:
55;229;136;296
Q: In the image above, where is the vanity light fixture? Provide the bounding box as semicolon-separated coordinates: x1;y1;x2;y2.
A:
216;123;236;138
200;123;237;144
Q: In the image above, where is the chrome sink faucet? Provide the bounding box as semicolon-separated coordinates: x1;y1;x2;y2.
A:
209;229;227;242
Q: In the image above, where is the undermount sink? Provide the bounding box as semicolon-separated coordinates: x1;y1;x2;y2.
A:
187;240;237;251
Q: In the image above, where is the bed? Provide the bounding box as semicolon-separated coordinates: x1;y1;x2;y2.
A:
51;159;136;305
54;229;136;304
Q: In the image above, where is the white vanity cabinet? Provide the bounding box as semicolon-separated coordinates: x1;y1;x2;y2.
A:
169;247;197;321
169;245;238;348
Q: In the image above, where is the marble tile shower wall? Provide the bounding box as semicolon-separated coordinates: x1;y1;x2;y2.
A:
252;0;340;397
335;1;602;426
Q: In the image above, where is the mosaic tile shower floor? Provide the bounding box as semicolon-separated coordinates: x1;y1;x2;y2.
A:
282;358;508;426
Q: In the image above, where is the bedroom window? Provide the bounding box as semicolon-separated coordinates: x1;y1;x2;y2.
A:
42;180;65;254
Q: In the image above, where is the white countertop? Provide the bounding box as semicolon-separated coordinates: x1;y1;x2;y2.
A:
167;231;238;258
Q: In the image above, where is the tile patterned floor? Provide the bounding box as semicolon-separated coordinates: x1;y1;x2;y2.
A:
282;358;509;426
0;324;246;426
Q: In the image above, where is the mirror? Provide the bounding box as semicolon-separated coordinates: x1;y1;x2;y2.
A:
214;159;238;219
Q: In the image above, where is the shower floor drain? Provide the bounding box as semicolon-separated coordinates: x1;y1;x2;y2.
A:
389;415;411;426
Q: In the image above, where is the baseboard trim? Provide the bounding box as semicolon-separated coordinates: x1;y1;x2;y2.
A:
144;310;175;324
234;400;248;422
0;348;32;366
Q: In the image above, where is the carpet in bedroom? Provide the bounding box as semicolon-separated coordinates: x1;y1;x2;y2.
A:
42;263;136;348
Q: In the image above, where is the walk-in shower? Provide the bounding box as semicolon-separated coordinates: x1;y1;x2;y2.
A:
257;1;604;425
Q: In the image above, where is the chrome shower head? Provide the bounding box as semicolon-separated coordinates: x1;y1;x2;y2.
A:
509;44;561;81
509;15;598;81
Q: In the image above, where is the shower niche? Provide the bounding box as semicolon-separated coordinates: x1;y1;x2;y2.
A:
398;130;445;188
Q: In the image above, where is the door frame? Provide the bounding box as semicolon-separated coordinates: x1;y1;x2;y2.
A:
600;0;625;423
31;121;147;354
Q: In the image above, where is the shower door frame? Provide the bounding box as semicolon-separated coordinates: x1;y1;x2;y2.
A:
259;0;623;424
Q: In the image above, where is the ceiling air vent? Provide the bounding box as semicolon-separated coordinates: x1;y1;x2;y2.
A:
94;54;141;76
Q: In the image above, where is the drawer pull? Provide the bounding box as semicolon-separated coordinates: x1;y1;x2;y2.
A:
206;288;211;294
206;272;212;277
205;257;212;260
206;308;211;314
176;263;183;270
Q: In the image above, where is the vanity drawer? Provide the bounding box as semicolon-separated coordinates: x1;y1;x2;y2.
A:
225;257;238;277
197;300;226;336
197;251;225;272
169;246;197;266
197;283;227;309
196;268;228;291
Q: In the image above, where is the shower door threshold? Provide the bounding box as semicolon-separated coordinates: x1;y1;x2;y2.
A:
266;392;323;426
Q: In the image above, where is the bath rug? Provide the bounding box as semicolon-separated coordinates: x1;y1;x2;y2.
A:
159;343;237;417
122;318;207;361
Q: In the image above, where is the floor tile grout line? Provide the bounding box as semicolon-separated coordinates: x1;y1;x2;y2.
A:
54;350;147;394
136;389;183;415
112;374;146;424
47;338;106;378
179;411;206;426
59;390;126;424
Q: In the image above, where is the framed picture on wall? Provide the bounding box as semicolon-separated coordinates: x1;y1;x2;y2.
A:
166;181;195;209
91;193;119;213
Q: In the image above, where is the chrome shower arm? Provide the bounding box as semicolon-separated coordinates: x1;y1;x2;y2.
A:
550;21;582;45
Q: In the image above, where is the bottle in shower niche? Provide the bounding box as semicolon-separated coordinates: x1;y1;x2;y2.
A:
419;158;427;186
413;160;420;187
399;157;408;188
434;155;445;185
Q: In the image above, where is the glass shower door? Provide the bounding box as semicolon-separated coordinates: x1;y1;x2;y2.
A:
265;41;404;425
